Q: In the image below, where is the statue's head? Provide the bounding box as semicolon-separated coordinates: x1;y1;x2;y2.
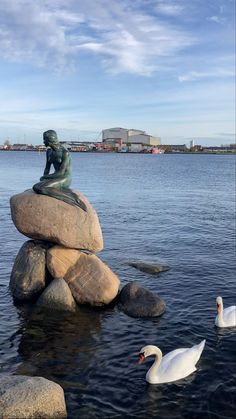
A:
43;130;58;146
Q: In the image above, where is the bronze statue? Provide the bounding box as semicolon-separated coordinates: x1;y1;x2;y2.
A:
33;130;87;211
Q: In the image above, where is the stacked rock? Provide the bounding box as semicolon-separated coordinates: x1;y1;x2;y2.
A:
10;189;120;312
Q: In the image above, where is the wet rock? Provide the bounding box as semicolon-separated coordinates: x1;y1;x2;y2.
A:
10;240;50;301
36;278;77;312
10;189;103;252
47;246;82;279
118;281;166;318
127;260;170;274
0;375;67;418
63;252;120;306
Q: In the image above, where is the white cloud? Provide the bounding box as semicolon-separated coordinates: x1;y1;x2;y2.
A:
53;9;85;26
216;132;235;137
178;69;235;82
0;0;193;75
73;10;193;75
208;15;226;25
155;1;184;16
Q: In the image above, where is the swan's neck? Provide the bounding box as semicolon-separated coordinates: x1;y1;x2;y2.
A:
146;347;162;383
216;305;225;327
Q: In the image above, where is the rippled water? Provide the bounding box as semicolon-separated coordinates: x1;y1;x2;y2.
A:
0;151;235;419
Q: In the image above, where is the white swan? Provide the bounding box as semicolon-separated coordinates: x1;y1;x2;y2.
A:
138;339;206;384
215;296;236;328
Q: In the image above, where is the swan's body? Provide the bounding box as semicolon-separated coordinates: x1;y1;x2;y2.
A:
138;340;205;384
215;296;236;328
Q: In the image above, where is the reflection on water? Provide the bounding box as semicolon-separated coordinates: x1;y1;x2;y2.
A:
215;326;236;339
0;152;235;418
16;306;103;380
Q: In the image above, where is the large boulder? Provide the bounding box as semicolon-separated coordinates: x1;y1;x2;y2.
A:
0;375;67;418
118;281;166;318
10;190;103;252
37;278;77;312
47;246;120;306
10;240;50;301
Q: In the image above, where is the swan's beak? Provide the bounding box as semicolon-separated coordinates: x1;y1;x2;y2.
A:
138;353;145;363
217;303;221;313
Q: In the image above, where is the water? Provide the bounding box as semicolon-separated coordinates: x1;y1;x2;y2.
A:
0;151;235;419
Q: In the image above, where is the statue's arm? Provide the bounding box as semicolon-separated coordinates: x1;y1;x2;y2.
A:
43;161;51;175
40;150;51;180
44;149;52;174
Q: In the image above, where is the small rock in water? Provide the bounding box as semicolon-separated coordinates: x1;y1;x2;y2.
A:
127;260;170;275
36;278;77;312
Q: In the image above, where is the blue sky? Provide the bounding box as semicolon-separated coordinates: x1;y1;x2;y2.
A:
0;0;235;145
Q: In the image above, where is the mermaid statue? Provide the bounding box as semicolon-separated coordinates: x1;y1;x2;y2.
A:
33;130;87;211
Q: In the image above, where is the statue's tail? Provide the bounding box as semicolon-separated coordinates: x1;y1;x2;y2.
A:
33;185;87;212
75;195;87;212
57;188;87;212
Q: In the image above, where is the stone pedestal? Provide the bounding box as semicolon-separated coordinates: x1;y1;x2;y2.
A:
10;189;103;252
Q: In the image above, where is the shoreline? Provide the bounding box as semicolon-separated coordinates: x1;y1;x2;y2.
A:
0;149;235;155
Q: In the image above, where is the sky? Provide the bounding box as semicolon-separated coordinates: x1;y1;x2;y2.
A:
0;0;235;146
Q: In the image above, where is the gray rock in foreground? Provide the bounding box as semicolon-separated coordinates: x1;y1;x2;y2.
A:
127;260;170;274
10;240;50;301
37;278;77;312
118;281;166;318
0;375;67;418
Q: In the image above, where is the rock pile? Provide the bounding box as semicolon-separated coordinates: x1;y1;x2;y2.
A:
10;189;166;318
10;190;120;311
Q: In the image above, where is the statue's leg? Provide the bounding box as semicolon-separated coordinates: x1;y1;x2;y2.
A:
32;181;46;194
47;187;87;211
32;179;87;211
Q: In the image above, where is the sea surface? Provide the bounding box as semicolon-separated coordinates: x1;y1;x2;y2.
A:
0;151;235;419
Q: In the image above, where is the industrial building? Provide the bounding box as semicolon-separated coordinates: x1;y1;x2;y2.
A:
102;127;161;148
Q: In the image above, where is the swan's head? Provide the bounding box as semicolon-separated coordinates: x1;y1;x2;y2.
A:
138;345;161;363
216;296;223;313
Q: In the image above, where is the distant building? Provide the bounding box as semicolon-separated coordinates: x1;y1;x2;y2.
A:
11;143;29;150
168;144;188;152
202;146;235;153
129;143;143;153
189;139;194;149
191;145;203;152
102;127;161;147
